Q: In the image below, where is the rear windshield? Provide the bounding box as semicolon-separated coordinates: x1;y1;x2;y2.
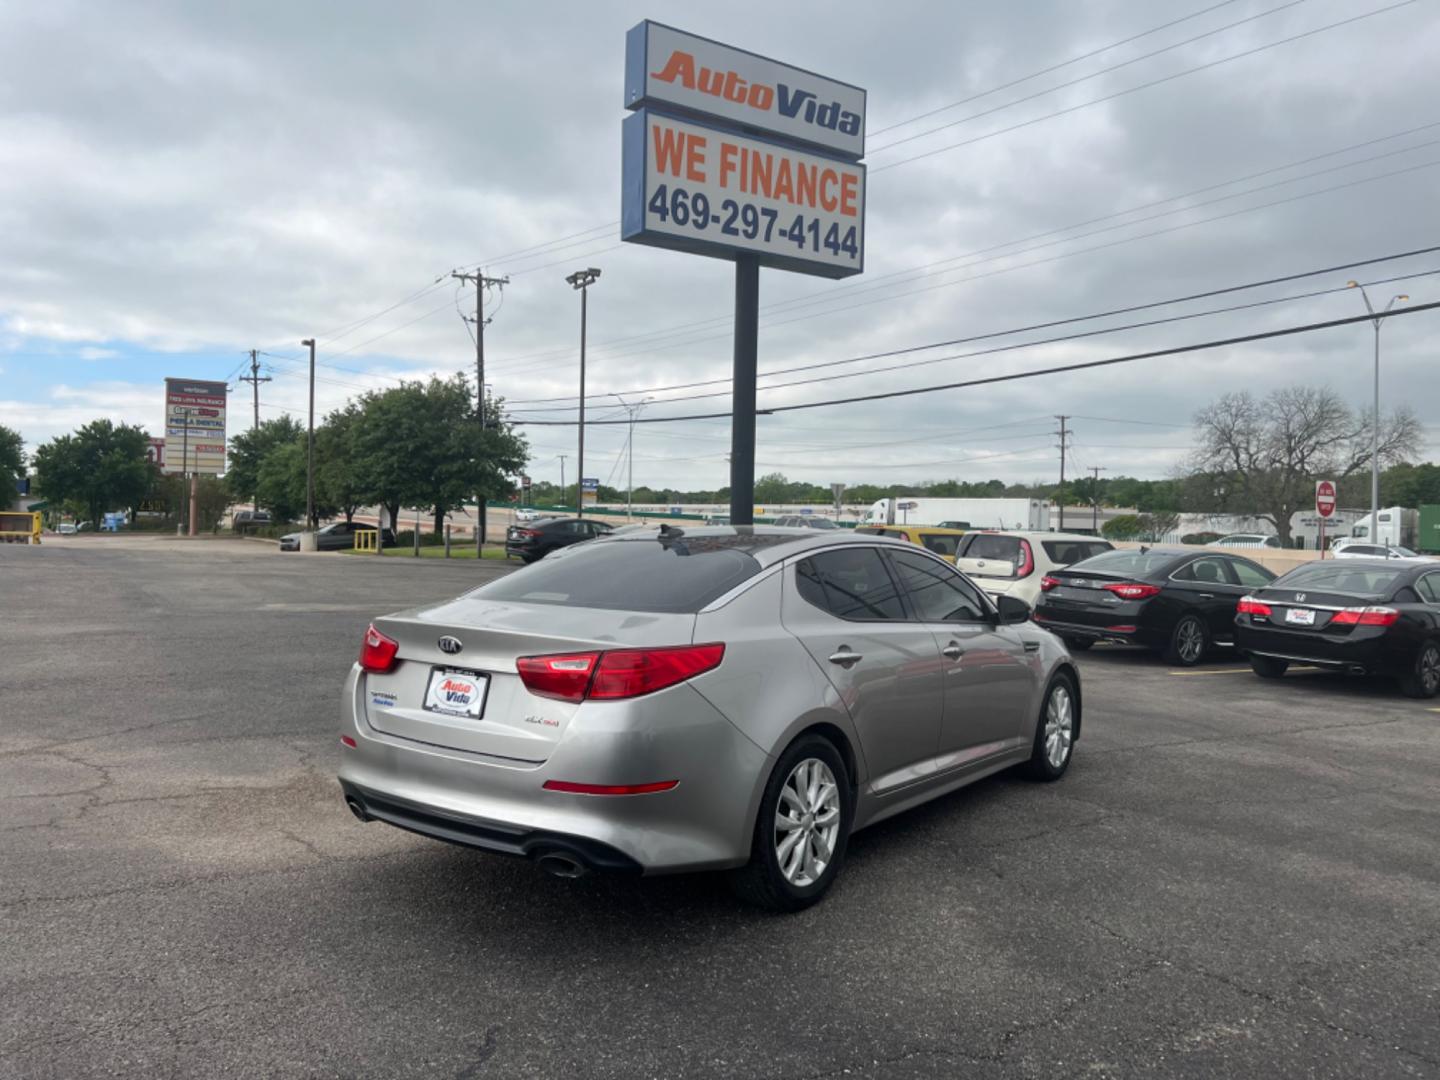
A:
1042;540;1112;565
1068;549;1182;577
1274;563;1407;597
963;535;1021;561
473;535;765;613
920;533;961;556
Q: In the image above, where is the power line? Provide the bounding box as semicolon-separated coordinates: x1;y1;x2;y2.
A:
501;250;1440;410
507;302;1440;426
867;0;1245;137
490;146;1440;375
870;0;1418;173
868;0;1313;154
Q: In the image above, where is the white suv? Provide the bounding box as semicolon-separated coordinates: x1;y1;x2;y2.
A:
953;531;1114;608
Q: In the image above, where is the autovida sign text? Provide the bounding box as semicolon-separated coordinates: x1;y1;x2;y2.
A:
621;20;866;280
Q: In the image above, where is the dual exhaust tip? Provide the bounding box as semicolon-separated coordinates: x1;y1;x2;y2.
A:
344;795;588;879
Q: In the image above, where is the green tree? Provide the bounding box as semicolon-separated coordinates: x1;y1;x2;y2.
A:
1102;514;1142;541
352;376;528;534
0;424;24;493
255;439;309;523
32;420;154;527
315;404;365;524
227;416;304;508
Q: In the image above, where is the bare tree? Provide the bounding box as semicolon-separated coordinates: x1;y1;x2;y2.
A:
1188;386;1420;544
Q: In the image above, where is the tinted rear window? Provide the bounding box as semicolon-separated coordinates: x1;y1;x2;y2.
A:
1070;549;1183;577
1274;563;1407;597
920;534;961;556
963;535;1021;561
475;536;763;612
1042;540;1111;565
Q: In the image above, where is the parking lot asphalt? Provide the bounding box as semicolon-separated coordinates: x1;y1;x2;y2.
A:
3;535;1439;1079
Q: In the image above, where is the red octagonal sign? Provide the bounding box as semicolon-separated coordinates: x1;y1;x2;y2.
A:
1315;479;1337;518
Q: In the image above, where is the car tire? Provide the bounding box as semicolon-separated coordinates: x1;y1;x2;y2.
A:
1164;614;1208;667
1061;636;1094;652
729;734;853;913
1399;640;1440;699
1249;654;1289;679
1023;672;1078;782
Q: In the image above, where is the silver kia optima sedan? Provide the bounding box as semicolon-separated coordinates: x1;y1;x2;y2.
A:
338;527;1080;911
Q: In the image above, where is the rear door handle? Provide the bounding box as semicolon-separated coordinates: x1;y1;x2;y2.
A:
828;649;863;667
942;643;964;659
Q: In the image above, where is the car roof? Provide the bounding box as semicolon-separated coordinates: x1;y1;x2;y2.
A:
858;525;966;535
601;524;914;567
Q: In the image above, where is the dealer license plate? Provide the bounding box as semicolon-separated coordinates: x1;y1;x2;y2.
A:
423;668;489;719
1285;608;1316;626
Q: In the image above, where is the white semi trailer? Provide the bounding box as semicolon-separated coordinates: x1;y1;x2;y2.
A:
863;497;1051;531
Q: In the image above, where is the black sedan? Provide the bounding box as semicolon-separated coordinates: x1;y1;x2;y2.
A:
504;517;612;562
1032;547;1276;666
1234;557;1440;697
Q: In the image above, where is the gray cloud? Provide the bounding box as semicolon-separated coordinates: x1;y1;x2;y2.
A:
2;0;1437;487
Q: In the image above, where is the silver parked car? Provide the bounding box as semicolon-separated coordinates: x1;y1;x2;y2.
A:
339;527;1081;910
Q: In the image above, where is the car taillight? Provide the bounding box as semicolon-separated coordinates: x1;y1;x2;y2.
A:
1040;575;1060;592
516;652;599;702
591;644;725;699
517;644;725;702
1237;596;1272;617
1102;582;1161;601
1016;540;1035;578
1329;606;1400;627
359;624;399;673
517;529;541;539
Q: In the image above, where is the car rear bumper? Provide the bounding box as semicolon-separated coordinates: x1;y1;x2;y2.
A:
1234;624;1393;674
338;779;643;873
1031;613;1157;646
337;667;768;874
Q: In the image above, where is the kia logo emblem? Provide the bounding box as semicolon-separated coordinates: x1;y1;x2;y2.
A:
438;636;463;655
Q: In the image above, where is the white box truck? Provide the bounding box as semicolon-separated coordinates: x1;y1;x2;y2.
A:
1348;506;1419;548
863;497;1051;531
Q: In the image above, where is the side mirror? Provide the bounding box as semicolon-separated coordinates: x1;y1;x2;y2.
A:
995;594;1030;625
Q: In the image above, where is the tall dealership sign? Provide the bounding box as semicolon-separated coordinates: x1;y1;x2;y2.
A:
621;21;866;521
162;378;227;476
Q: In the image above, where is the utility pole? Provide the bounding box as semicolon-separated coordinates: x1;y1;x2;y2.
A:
1054;416;1071;533
452;269;508;554
237;349;271;432
301;338;316;538
566;268;602;519
1087;465;1108;535
558;455;567;507
238;349;271;511
615;394;654;520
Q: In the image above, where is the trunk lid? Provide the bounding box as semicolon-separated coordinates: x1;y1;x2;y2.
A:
362;596;696;760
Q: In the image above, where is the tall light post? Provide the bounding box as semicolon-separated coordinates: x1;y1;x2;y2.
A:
301;337;317;541
1346;282;1408;536
565;268;601;518
615;393;654;519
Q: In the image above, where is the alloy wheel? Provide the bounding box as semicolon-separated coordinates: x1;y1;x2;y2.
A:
1177;619;1205;664
1422;645;1440;695
774;758;841;887
1045;685;1074;769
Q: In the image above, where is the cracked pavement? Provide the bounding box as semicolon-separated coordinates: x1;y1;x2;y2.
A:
2;535;1439;1078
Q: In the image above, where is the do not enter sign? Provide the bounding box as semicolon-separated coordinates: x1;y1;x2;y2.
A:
1316;479;1337;518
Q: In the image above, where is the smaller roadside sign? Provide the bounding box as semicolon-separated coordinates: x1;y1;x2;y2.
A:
1315;480;1337;518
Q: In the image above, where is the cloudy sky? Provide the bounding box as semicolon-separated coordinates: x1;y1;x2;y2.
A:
3;0;1438;493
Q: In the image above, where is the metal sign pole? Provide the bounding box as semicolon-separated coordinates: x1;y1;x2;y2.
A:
729;255;759;526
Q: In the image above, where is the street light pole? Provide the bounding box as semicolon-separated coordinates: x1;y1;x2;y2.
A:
565;268;601;518
1346;282;1408;537
301;337;316;537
